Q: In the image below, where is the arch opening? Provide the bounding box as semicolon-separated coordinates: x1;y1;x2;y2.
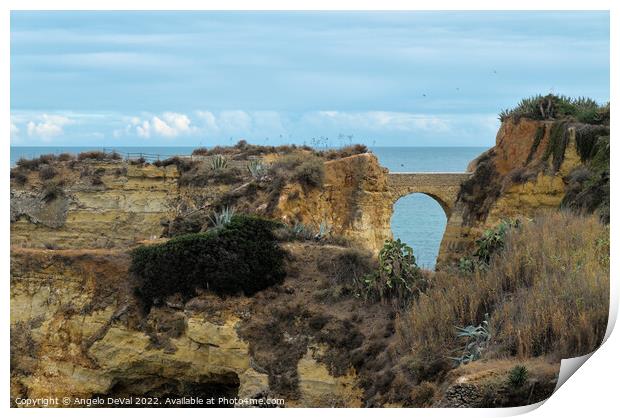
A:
390;193;448;270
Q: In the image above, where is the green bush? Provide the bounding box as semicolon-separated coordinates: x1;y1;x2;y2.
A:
130;215;286;310
473;219;519;266
363;239;426;304
508;365;529;388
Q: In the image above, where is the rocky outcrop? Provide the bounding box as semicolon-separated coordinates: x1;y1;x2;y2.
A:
437;359;559;408
437;118;607;265
275;153;393;253
10;163;180;249
10;245;367;407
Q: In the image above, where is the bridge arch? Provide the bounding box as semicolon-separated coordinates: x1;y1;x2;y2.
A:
385;172;472;268
390;192;449;268
386;172;471;217
390;188;452;218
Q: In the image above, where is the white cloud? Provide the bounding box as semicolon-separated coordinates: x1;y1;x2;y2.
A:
195;110;286;139
311;111;451;133
218;111;252;133
11;122;19;136
136;120;151;138
25;114;74;140
128;112;194;139
196;110;218;131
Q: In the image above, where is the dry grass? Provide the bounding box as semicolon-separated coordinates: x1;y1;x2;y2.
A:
397;212;609;371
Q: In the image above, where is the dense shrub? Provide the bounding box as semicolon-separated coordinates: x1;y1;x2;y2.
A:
542;121;571;172
269;153;325;189
41;181;64;202
38;165;57;180
78;150;122;161
409;381;438;407
10;169;28;185
57;152;75;162
562;128;609;222
292;158;325;188
131;215;286;310
178;164;245;186
397;212;609;378
191;141;313;160
318;144;369;160
16;155;53;171
191;141;369;162
317;248;376;288
153;156;196;172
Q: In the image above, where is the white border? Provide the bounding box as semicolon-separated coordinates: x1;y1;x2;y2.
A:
2;1;617;417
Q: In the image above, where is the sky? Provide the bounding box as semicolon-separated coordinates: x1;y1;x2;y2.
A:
10;11;609;147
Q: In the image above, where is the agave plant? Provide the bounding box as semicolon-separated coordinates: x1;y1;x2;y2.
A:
290;222;314;240
450;313;491;365
314;220;332;240
208;206;235;229
247;159;267;180
210;154;229;170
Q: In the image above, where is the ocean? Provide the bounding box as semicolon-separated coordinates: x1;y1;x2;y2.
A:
10;146;487;268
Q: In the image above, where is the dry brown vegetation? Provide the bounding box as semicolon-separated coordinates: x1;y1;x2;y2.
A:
397;212;609;378
191;140;368;160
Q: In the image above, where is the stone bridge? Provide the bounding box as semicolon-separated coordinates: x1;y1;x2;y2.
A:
387;172;472;217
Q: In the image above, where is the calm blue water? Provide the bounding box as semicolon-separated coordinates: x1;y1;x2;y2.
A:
374;147;485;269
10;146;486;268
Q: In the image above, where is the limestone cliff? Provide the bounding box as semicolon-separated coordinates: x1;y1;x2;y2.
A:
10;244;375;407
10;153;393;254
10;144;573;407
438;117;609;265
11;162;180;249
274;153;392;253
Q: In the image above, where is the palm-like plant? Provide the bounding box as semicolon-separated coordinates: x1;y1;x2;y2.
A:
210;154;229;170
247;159;267;180
314;220;332;240
450;314;491;365
208;206;235;229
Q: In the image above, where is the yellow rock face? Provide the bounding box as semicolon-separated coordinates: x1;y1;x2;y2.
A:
439;119;587;265
11;154;396;254
294;346;363;407
10;247;366;407
275;153;393;253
